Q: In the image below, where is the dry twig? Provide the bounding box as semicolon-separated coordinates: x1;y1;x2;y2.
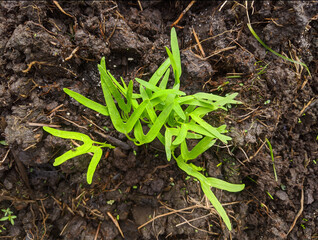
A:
94;222;101;240
53;1;75;19
171;0;196;28
107;212;125;238
65;46;80;61
192;28;205;57
286;184;304;237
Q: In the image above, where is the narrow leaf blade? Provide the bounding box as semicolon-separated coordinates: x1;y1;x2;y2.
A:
43;126;91;143
64;88;109;116
206;177;245;192
86;146;103;184
53;144;92;166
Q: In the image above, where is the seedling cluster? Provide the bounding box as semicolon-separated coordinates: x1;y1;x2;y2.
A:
44;28;244;230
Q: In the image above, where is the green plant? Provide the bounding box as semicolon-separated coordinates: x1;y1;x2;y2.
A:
0;208;17;226
265;138;278;182
43;127;114;184
43;28;244;231
247;23;311;77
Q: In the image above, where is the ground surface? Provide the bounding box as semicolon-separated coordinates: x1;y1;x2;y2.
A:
0;1;317;239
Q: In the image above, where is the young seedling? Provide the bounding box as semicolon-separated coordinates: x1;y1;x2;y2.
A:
0;208;17;226
265;138;278;182
43;127;114;184
247;23;311;77
44;28;244;231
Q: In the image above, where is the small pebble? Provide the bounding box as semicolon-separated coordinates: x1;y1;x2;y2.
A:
275;190;289;201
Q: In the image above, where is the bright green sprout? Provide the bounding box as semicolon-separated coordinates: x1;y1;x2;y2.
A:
265;138;278;182
266;191;274;200
0;225;6;233
0;208;17;226
107;200;115;205
226;75;242;79
44;28;244;231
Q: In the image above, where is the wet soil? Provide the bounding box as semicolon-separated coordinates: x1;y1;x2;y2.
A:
0;1;317;239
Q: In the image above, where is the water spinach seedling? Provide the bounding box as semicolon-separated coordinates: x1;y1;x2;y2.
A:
43;127;114;184
44;28;244;231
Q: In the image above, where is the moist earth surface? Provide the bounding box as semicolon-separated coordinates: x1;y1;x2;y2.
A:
0;1;317;239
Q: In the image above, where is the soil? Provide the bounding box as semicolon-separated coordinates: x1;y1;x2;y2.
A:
0;1;317;239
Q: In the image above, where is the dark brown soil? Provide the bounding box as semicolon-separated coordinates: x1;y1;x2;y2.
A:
0;1;317;239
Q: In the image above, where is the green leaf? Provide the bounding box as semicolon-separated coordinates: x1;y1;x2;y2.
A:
99;65;149;134
120;76;128;91
151;89;185;101
172;124;187;145
180;137;216;161
190;113;231;143
0;217;9;221
165;128;173;161
137;78;185;97
149;58;171;86
134;103;174;144
53;144;93;166
171;27;182;79
126;80;133;112
173;101;186;120
86;146;103;184
185;132;203;139
43;126;92;142
64;88;109;116
186;122;218;138
174;156;236;230
194;92;227;102
105;70;131;114
140;86;157;123
43;127;94;166
177;96;217;109
165;47;179;84
213;93;242;107
189;163;204;172
159;69;170;89
201;182;232;230
206;177;245;192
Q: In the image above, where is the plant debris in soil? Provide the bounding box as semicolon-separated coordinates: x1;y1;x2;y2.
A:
0;1;317;239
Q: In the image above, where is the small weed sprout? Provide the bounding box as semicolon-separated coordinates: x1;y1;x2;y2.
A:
0;225;5;233
0;208;17;226
44;28;244;231
247;24;311;77
266;138;278;182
